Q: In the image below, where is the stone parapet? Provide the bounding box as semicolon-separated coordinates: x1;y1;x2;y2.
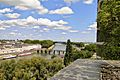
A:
49;59;120;80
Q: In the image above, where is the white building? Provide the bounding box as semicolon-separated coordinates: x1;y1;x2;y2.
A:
0;44;42;54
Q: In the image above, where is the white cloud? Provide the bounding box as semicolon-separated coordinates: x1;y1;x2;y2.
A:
0;20;11;30
49;7;74;14
88;22;97;30
33;26;40;29
81;31;90;34
61;32;67;35
38;8;48;14
63;15;71;18
0;16;72;31
57;20;68;25
0;0;48;14
41;0;48;2
64;0;94;5
87;28;92;30
4;13;20;18
9;32;16;35
15;6;29;10
43;28;49;31
0;27;6;30
83;0;94;4
54;26;71;30
40;30;44;32
81;31;89;34
18;33;22;36
13;30;18;32
0;8;13;13
69;30;79;33
64;0;80;5
9;32;21;36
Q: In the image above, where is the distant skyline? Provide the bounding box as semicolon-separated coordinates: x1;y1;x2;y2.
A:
0;0;97;42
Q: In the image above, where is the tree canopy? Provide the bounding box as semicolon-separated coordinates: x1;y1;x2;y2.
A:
97;0;120;60
22;40;54;48
71;42;84;47
84;44;96;52
0;57;64;80
64;39;73;66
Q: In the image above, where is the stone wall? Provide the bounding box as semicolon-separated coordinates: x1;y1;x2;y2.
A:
49;59;120;80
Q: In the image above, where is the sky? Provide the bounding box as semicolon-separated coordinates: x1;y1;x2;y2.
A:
0;0;97;42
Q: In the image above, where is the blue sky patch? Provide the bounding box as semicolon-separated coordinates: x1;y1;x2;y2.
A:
0;0;97;42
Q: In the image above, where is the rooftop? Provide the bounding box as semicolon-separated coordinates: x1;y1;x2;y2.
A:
53;43;66;51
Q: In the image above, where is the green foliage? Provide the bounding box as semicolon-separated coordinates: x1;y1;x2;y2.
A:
84;44;96;52
98;0;120;42
47;58;64;77
73;50;94;60
23;39;33;44
64;40;95;65
72;42;84;47
64;39;73;66
97;0;120;59
23;39;54;48
51;55;57;59
0;57;64;80
40;40;54;48
100;43;120;60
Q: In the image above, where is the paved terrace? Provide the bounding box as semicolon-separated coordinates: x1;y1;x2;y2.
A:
50;59;120;80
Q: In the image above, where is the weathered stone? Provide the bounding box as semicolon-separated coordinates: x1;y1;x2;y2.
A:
101;63;120;80
49;59;120;80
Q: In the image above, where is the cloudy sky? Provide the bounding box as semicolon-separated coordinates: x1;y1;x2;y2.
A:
0;0;97;42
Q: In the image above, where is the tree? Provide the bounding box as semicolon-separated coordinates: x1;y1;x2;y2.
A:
22;40;54;48
41;40;54;48
84;44;96;52
64;39;73;66
72;50;94;60
97;0;120;59
78;42;84;47
31;40;40;44
23;39;32;44
72;42;84;47
0;57;64;80
51;55;57;59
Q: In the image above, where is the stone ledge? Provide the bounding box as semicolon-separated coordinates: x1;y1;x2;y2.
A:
49;59;120;80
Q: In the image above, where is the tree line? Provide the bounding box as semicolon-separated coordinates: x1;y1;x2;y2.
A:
21;40;54;48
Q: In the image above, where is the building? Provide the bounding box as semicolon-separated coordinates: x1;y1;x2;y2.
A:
52;43;66;56
0;41;42;54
